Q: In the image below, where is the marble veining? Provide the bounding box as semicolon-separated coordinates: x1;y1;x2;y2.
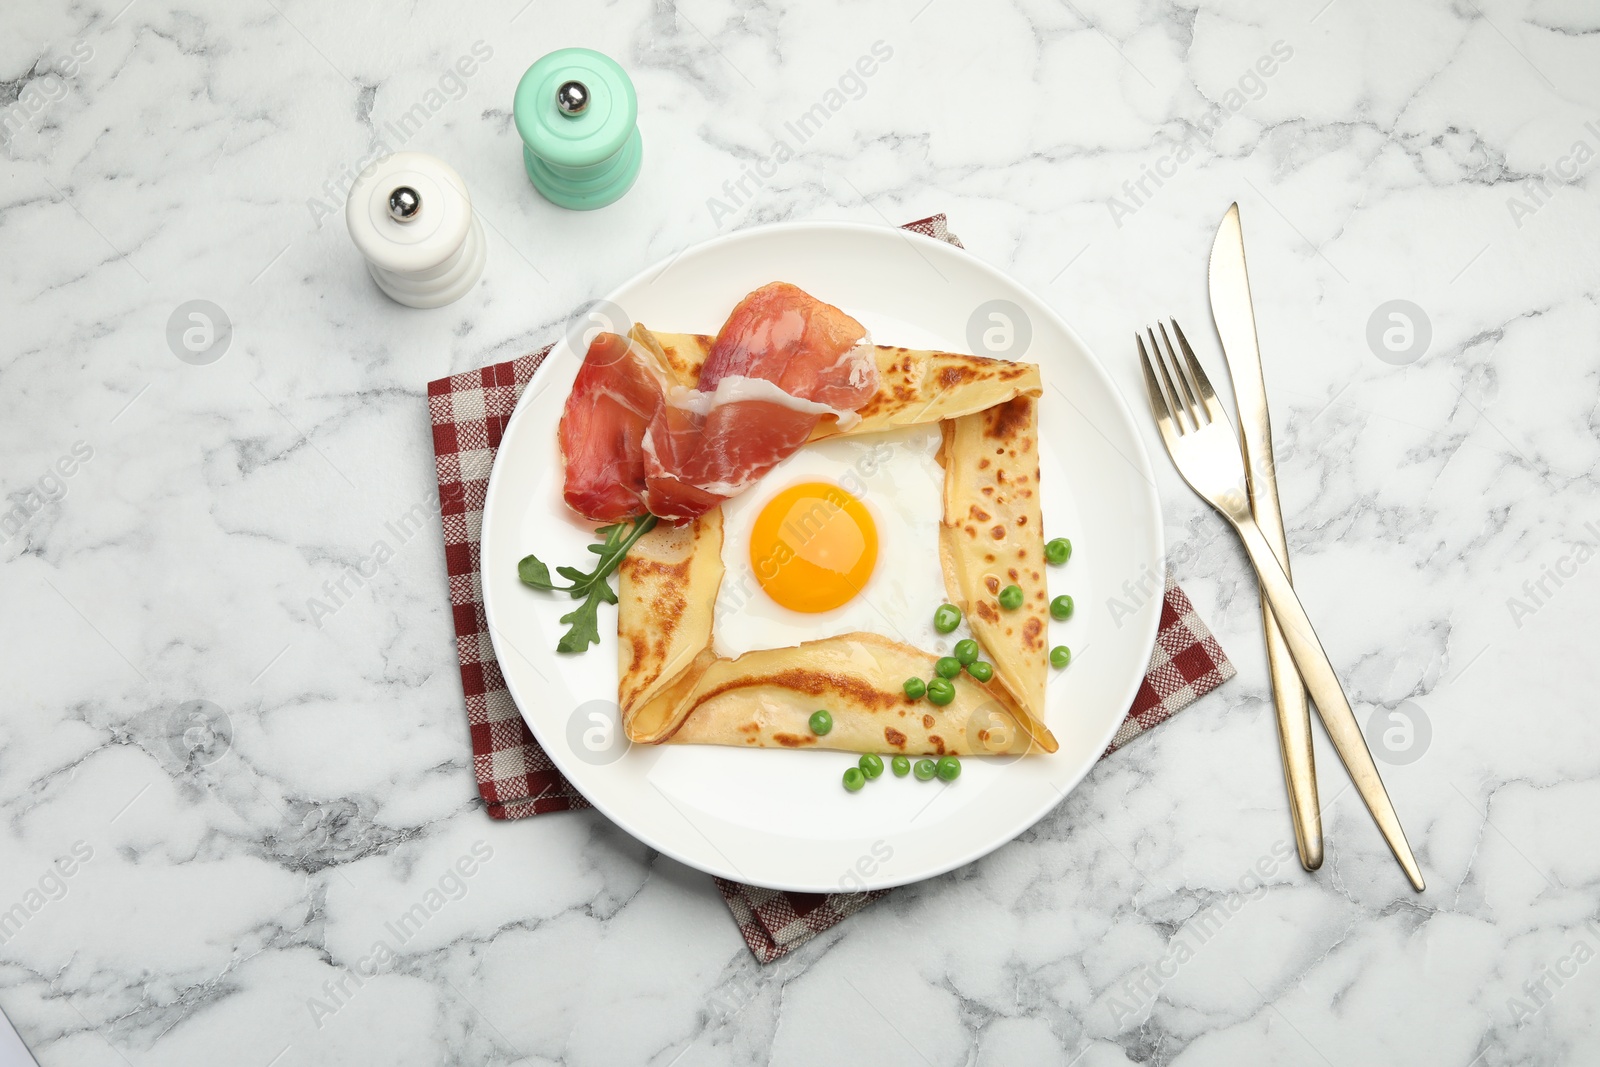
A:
3;0;1599;1064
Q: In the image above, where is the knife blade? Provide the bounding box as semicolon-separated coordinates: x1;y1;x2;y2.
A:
1208;203;1323;870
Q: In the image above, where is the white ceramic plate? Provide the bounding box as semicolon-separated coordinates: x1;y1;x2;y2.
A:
481;221;1162;892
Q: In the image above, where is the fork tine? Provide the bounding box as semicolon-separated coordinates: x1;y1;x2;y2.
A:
1158;323;1206;426
1135;333;1178;447
1170;320;1226;425
1147;327;1194;433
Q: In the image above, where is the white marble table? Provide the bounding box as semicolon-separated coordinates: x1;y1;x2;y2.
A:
4;1;1599;1063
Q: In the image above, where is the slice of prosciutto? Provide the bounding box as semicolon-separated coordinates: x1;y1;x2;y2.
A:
557;331;676;523
558;283;875;524
697;282;877;410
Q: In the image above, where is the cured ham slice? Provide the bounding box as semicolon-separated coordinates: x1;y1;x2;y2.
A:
642;376;847;521
557;331;672;523
699;282;875;411
558;284;875;524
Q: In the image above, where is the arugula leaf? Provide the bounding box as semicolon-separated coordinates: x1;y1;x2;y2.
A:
517;514;659;654
517;555;554;589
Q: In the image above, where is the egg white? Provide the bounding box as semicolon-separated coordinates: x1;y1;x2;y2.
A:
714;426;949;658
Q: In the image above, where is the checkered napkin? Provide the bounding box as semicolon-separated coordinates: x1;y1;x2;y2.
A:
426;214;1236;962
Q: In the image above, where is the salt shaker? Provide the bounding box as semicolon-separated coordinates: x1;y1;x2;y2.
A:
345;152;486;308
513;48;642;209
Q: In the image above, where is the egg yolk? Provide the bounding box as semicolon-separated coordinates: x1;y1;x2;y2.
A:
749;481;878;613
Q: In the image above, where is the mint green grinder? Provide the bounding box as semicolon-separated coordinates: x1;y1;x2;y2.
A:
513;48;642;210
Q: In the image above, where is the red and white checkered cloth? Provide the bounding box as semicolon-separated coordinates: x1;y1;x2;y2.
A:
427;214;1235;962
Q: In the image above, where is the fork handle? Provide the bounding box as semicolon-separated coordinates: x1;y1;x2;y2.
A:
1231;517;1425;891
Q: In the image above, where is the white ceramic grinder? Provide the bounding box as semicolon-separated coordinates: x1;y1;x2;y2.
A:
345;152;486;308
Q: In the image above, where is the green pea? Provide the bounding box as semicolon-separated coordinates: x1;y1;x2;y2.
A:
933;604;962;633
935;656;962;679
842;766;865;792
936;755;961;782
1046;538;1072;565
926;678;956;705
903;677;926;700
954;639;979;665
809;709;833;735
913;758;937;781
859;753;884;780
1050;594;1074;621
998;584;1024;610
967;660;994;682
891;755;911;777
1051;645;1072;669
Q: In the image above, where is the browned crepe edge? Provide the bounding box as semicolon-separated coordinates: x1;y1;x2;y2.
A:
649;632;1036;756
937;397;1056;753
617;511;723;720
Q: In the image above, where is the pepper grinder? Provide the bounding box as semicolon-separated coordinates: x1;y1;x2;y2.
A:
513;48;642;209
345;152;486;308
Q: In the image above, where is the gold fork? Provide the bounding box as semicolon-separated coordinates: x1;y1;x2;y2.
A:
1137;322;1424;892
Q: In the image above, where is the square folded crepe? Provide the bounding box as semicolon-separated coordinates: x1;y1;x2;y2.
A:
614;327;1059;757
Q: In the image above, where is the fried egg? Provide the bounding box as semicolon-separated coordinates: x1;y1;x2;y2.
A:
715;426;948;658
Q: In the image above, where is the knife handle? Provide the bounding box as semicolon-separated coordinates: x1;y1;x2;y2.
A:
1245;433;1320;868
1262;595;1323;869
1236;408;1322;870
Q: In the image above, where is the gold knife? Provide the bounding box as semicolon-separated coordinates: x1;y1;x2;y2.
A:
1208;203;1323;871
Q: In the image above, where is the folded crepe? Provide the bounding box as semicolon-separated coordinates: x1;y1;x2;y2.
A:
939;396;1053;750
613;326;1056;756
